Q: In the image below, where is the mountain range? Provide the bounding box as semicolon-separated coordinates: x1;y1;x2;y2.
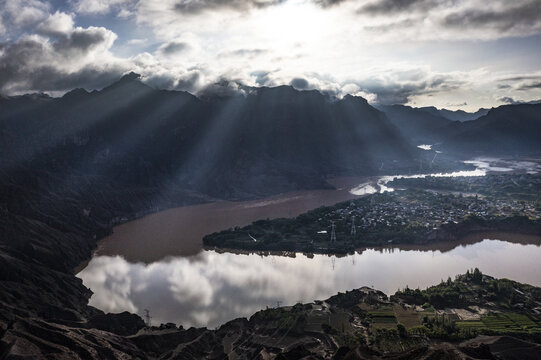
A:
0;73;421;200
1;73;540;359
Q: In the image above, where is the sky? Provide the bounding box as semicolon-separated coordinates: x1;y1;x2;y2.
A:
1;0;541;110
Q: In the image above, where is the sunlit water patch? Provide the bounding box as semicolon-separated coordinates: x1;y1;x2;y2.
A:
350;157;539;195
78;239;541;329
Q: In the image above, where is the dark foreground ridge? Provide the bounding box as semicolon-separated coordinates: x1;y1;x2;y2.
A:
2;270;541;359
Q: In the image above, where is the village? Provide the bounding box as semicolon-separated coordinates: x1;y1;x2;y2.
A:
203;173;541;253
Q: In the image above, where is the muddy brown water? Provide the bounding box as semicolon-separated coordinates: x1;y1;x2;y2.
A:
95;177;371;263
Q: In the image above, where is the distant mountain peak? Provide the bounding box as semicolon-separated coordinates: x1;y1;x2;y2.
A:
119;72;141;82
62;88;89;99
342;94;368;104
101;72;150;94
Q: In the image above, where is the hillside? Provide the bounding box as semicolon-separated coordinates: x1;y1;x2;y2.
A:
0;73;419;199
439;103;541;155
376;104;457;144
419;106;489;122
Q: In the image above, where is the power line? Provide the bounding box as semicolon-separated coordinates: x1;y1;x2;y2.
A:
143;309;151;327
330;221;336;243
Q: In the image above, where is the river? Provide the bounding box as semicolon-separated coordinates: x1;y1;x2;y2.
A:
77;157;541;329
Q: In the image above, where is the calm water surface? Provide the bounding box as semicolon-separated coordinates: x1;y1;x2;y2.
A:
78;239;541;329
77;157;541;328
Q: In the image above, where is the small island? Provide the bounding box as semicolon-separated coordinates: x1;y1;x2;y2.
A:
203;173;541;254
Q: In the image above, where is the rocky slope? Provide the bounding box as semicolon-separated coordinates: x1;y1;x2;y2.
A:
3;274;541;359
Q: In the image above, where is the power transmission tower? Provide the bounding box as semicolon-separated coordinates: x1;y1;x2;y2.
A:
350;216;356;237
330;221;336;243
276;301;282;308
144;309;151;327
430;152;438;168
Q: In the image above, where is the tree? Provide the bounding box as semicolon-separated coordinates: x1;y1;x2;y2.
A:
472;268;483;283
397;323;407;337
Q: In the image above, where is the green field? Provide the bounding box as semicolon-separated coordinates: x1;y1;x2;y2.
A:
366;306;398;329
393;305;422;328
457;313;541;333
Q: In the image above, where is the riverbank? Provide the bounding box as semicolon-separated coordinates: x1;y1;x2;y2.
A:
91;176;371;263
202;176;541;255
86;158;537;264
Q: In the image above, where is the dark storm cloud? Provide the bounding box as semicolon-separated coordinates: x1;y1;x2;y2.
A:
160;41;190;55
363;18;416;32
518;82;541;91
500;75;541;82
143;70;202;92
197;79;245;98
172;0;285;14
499;97;520;105
176;72;202;91
312;0;348;8
358;74;463;105
25;66;125;92
358;0;435;15
0;25;123;94
0;55;125;93
53;27;114;53
250;70;273;86
222;48;268;58
497;75;541;92
290;77;309;90
443;1;541;32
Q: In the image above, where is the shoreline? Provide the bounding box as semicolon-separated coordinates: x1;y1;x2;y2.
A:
203;230;541;258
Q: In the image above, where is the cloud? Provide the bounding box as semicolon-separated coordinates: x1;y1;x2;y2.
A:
289;77;309;90
496;74;541;92
499;96;520;105
349;69;464;105
356;0;541;40
73;0;135;15
37;11;74;36
0;0;50;36
312;0;348;8
442;1;541;33
518;82;541;91
127;38;147;45
172;0;285;14
158;41;191;55
0;22;127;94
220;48;268;58
358;0;434;15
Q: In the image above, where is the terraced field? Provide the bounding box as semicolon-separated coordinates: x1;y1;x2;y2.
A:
360;304;425;329
457;313;541;333
393;305;423;328
364;305;397;329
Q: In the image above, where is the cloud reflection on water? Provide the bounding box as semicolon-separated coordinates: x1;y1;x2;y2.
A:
78;240;541;328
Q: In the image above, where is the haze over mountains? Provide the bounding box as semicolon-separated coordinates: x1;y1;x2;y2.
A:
2;73;539;190
2;73;540;205
1;72;540;359
1;73;421;199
